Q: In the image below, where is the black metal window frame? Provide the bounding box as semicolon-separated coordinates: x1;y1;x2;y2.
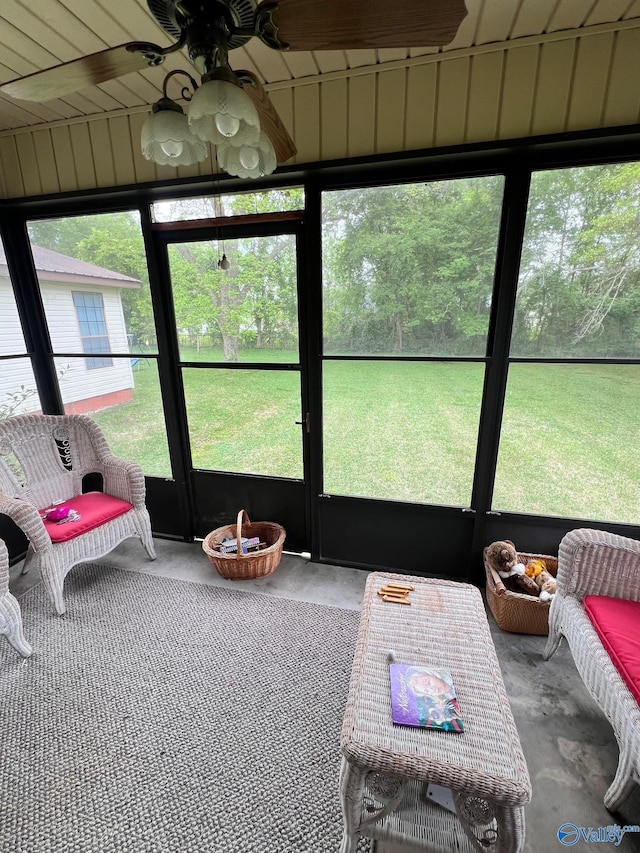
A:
0;123;638;562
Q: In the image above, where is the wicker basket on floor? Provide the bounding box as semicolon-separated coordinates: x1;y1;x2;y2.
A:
483;549;558;635
202;509;286;580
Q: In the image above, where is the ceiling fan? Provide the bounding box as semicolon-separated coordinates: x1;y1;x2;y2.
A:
0;0;468;176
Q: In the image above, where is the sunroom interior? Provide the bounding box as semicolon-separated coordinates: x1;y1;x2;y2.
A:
1;4;640;852
0;1;638;577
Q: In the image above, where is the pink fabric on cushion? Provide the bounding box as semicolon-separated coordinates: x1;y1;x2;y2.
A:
41;492;133;543
584;595;640;706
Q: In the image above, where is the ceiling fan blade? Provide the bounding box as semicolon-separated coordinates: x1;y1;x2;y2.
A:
240;74;296;164
258;0;467;50
0;43;168;102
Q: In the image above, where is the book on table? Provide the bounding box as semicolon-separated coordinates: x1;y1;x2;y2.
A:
389;663;464;732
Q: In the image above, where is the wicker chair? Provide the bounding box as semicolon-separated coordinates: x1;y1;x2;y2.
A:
0;414;156;616
0;537;32;657
543;528;640;811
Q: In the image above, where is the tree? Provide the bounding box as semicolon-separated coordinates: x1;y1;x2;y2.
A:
28;193;304;364
322;177;504;355
514;163;640;357
170;241;250;362
161;188;302;361
28;212;156;347
169;232;298;361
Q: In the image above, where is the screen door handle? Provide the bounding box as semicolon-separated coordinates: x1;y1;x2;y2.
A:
295;412;311;433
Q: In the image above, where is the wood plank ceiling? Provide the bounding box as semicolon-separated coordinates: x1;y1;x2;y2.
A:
1;0;639;133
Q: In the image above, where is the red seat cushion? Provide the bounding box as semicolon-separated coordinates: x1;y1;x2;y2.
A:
41;492;133;543
584;595;640;706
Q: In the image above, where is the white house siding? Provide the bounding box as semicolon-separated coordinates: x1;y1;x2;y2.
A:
0;273;27;355
0;356;40;417
0;274;134;414
0;275;40;415
38;279;134;408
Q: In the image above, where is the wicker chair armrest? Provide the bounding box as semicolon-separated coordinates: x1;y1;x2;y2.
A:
556;528;640;602
0;495;50;552
100;455;147;506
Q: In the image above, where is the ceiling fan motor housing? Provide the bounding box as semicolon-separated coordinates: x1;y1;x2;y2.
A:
147;0;258;51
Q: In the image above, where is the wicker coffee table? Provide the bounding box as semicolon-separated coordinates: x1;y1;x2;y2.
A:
339;572;531;853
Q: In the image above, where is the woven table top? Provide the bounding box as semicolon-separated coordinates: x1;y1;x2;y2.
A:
341;572;532;806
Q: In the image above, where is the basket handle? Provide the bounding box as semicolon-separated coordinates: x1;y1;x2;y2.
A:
236;509;251;556
491;569;507;596
483;548;507;596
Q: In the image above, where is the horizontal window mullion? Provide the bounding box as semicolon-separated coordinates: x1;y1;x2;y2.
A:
508;357;640;366
322;354;489;364
178;361;300;371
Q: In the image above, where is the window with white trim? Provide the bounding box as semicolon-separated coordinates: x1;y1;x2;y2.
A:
72;291;113;369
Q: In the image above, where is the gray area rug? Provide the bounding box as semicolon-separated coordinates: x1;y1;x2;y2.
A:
0;565;372;852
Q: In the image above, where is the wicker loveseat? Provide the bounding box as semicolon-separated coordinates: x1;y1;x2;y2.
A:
0;414;156;616
543;528;640;811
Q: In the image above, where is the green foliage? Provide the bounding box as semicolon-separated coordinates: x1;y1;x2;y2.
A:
28;198;302;365
322;177;504;355
28;212;156;347
513;163;640;357
153;187;304;221
169;232;298;361
0;384;38;420
25;169;640;363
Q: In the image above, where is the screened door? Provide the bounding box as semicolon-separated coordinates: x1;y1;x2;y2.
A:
157;218;310;550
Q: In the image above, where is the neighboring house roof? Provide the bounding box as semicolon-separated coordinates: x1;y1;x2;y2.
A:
0;243;140;289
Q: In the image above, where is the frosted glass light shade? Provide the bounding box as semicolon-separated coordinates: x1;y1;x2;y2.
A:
141;107;208;167
239;145;260;170
188;78;260;147
217;131;277;178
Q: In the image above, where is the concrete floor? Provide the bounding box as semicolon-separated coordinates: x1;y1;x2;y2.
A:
9;536;640;852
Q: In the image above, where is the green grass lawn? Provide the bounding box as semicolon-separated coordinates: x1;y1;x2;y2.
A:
89;352;640;526
493;363;640;522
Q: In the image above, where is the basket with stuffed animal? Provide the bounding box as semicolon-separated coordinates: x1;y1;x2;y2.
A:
483;540;559;635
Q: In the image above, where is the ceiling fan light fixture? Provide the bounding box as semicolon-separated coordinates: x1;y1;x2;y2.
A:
187;74;260;148
239;145;260;171
141;97;208;166
217;130;277;178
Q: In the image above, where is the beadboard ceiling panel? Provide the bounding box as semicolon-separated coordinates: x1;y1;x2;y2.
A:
1;0;638;132
0;1;639;198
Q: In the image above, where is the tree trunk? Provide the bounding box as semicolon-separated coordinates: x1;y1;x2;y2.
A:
222;333;239;362
393;315;403;352
256;316;263;348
